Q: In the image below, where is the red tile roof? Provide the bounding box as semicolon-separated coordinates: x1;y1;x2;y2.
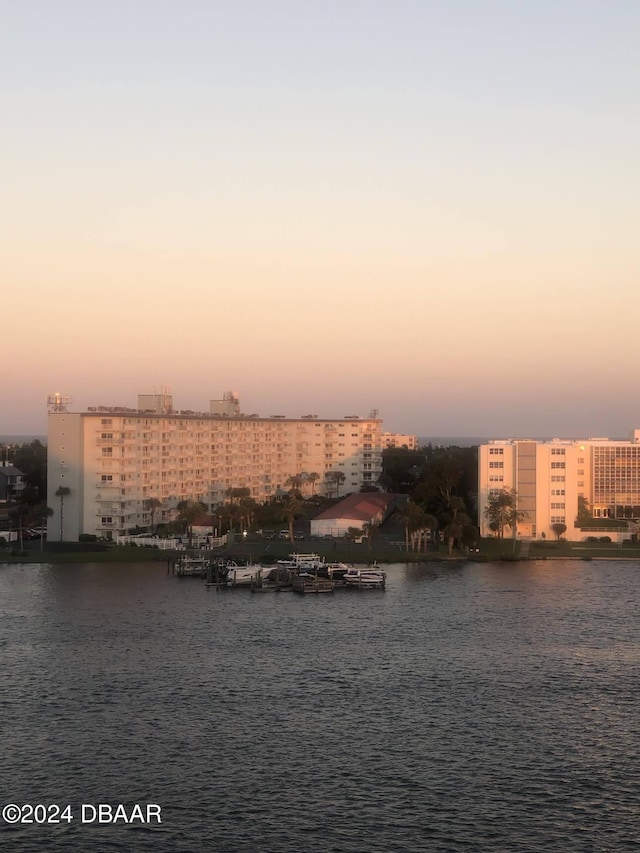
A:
313;492;397;522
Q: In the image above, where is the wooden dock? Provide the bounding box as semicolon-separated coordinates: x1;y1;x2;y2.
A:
173;556;210;577
292;575;334;594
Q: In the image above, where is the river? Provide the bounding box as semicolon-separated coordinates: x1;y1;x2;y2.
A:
1;559;639;851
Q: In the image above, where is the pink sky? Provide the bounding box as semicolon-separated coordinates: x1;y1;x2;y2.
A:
3;2;639;438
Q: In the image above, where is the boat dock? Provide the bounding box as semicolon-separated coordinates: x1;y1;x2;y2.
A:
173;555;210;577
292;574;334;594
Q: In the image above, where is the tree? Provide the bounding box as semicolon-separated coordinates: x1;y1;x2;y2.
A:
552;522;567;541
12;439;47;497
443;520;463;557
306;472;320;496
380;447;426;493
55;486;71;541
176;500;208;547
8;508;24;550
363;521;380;551
146;498;162;532
397;501;434;552
280;495;304;544
238;496;259;530
346;526;364;541
484;489;527;539
225;487;251;504
576;495;591;527
284;474;304;495
410;446;477;528
217;501;242;534
35;505;54;552
461;524;480;550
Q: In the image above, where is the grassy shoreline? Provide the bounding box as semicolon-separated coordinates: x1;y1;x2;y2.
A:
2;537;640;565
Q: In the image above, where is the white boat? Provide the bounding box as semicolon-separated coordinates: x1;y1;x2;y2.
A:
226;565;276;586
276;553;325;572
323;562;352;582
343;567;387;589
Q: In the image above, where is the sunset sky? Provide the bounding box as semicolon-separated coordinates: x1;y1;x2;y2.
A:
3;1;639;439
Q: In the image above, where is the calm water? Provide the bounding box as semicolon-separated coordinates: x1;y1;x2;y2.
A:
1;559;640;852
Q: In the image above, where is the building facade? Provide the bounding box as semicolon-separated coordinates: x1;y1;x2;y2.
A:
382;432;418;450
47;396;383;541
0;463;26;502
478;430;640;540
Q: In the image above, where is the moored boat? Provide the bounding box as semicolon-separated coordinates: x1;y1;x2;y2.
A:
342;567;386;589
226;565;277;586
317;562;351;583
276;553;325;572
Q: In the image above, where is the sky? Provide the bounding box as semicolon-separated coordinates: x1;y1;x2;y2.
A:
2;1;639;439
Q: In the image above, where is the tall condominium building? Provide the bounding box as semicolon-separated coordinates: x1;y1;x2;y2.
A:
47;394;383;541
478;430;640;540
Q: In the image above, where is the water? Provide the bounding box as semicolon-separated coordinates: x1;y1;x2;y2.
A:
1;559;639;851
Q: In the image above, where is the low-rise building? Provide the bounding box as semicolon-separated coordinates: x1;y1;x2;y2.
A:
0;463;26;502
382;432;418;450
310;492;398;538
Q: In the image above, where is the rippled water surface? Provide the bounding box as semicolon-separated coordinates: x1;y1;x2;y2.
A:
2;559;640;851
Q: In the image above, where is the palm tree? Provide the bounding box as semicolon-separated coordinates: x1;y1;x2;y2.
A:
8;509;21;550
306;472;320;496
36;505;54;552
280;495;304;544
363;521;380;552
420;512;438;552
55;486;71;541
397;501;423;552
238;496;258;531
443;520;463;557
146;497;162;533
176;500;208;547
220;501;241;535
284;474;304;495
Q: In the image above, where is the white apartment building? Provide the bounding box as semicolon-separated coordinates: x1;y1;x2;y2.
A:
478;430;640;540
382;432;418;450
47;395;383;541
